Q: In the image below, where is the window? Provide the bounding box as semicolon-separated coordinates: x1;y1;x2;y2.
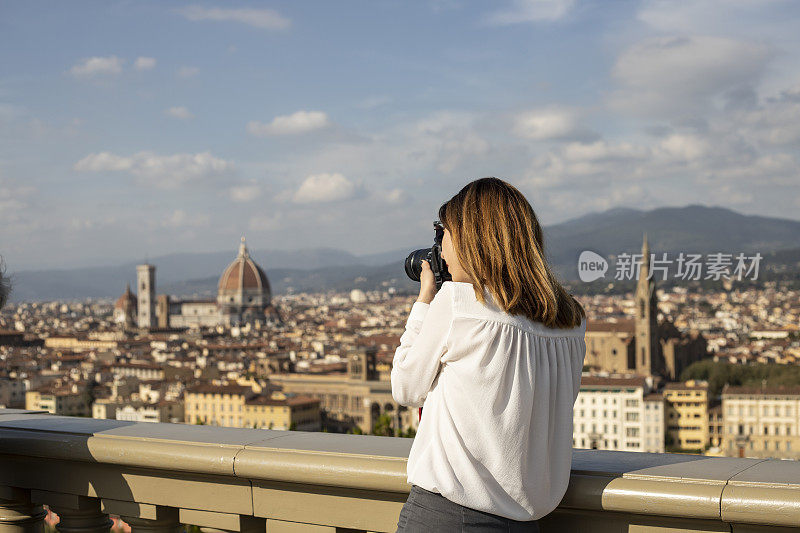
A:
626;412;639;421
626;427;640;437
625;399;639;407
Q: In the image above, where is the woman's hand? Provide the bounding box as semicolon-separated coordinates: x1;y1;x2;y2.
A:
417;259;437;304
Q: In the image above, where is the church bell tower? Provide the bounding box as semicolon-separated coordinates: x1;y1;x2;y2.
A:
634;233;659;375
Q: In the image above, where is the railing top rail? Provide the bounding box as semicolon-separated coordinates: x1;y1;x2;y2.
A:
2;409;800;527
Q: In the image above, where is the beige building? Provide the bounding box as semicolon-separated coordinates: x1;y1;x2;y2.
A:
573;376;665;453
92;399;184;423
243;391;321;431
722;384;800;459
269;348;415;435
44;336;118;352
709;403;723;449
584;235;708;380
663;380;709;451
26;384;90;416
185;384;255;427
184;383;320;431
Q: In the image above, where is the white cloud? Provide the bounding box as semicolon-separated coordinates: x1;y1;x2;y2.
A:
488;0;575;24
610;36;771;116
293;173;356;203
179;6;290;30
381;188;409;204
512;108;589;140
412;111;490;173
162;209;210;228
230;181;262;202
656;134;710;162
247;111;332;136
74;151;234;189
177;66;200;78
165;106;194;120
134;57;156;71
0;177;36;224
249;212;284;231
73;152;133;172
70;56;124;77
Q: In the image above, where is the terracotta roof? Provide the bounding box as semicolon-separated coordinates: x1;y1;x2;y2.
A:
586;319;635;334
723;385;800;396
114;284;137;310
664;382;708;390
218;238;271;294
644;392;663;401
246;394;320;407
580;376;648;388
186;383;253;396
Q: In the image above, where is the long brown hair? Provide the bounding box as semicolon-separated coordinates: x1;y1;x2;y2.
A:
438;177;585;329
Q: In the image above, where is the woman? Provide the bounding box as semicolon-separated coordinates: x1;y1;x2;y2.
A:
391;177;586;532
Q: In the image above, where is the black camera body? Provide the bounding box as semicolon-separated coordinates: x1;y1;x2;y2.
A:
405;221;452;291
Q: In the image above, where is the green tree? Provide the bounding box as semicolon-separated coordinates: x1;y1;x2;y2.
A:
681;359;800;399
372;413;394;436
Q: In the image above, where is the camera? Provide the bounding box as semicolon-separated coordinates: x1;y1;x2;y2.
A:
405;220;452;291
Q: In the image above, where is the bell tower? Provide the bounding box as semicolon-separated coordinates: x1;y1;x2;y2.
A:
136;264;156;329
634;233;659;375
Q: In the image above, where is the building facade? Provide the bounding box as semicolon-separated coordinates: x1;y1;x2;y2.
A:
722;385;800;459
217;237;272;327
663;380;709;451
136;264;156;329
573;376;664;453
584;235;708;380
116;239;275;330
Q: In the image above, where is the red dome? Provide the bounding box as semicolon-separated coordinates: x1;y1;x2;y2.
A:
114;284;137;310
218;238;271;294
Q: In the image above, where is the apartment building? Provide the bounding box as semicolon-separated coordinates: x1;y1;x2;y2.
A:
26;383;90;416
184;383;321;431
722;384;800;459
573;376;664;453
663;380;709;451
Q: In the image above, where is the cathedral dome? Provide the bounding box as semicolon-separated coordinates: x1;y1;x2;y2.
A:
218;237;271;294
217;237;271;326
114;283;137;311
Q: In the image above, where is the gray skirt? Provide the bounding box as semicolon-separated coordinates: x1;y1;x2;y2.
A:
396;484;541;532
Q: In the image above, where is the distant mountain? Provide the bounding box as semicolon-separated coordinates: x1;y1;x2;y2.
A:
6;205;800;302
544;204;800;279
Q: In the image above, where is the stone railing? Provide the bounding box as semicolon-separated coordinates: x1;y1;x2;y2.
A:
1;408;799;532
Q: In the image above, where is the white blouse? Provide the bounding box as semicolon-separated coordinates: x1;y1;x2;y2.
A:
391;281;587;521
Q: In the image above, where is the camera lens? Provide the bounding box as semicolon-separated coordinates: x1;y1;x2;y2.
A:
405;248;431;282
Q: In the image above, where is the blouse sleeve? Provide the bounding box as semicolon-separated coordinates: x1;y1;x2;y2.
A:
391;283;454;407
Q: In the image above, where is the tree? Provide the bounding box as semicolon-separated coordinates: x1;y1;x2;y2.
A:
372;413;394;436
398;426;417;438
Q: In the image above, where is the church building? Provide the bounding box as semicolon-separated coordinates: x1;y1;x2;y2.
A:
584;234;708;380
113;238;277;330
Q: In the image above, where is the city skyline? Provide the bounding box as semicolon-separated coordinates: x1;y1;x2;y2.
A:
2;1;800;271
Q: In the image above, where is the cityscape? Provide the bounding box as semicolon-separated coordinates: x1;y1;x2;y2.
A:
2;232;799;461
3;0;800;530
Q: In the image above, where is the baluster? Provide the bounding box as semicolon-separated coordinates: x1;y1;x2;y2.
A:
0;487;46;533
50;496;111;533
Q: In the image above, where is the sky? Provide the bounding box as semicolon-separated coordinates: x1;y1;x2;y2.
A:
1;0;800;271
